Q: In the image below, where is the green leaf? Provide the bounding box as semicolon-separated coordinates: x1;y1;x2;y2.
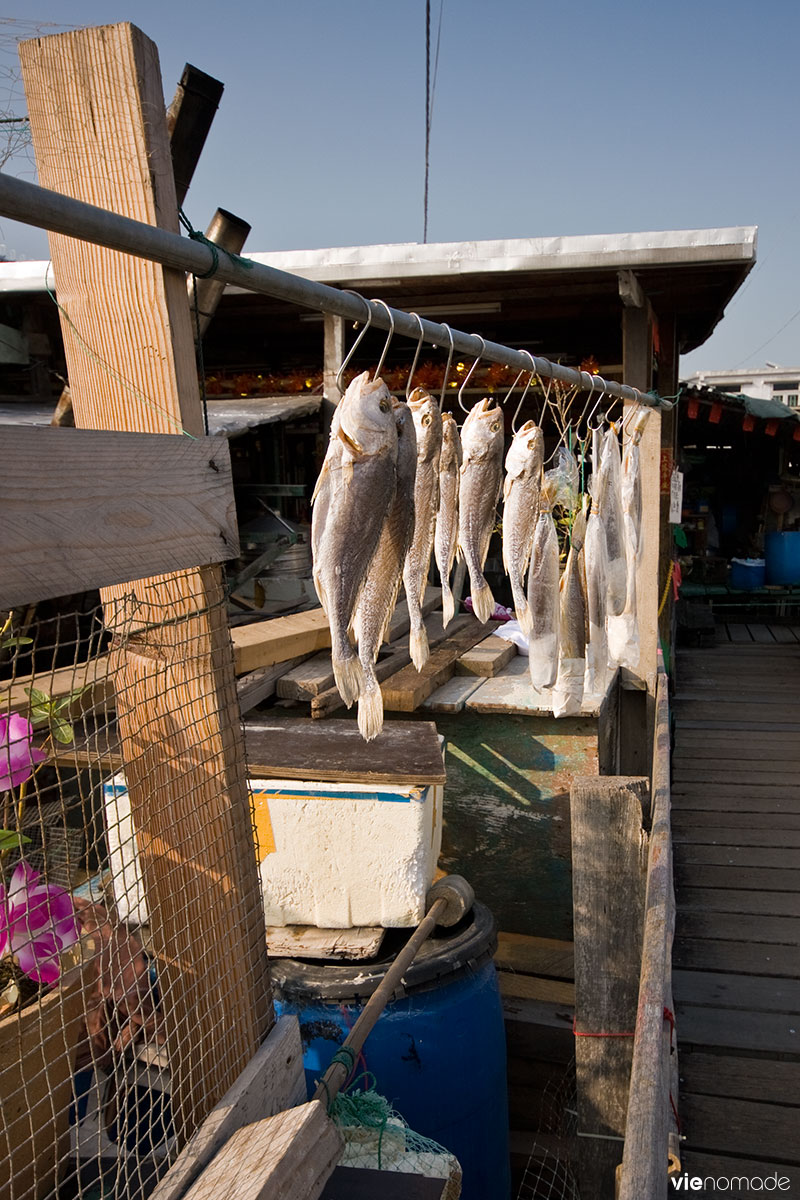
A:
55;685;90;712
50;716;74;745
1;636;33;648
25;687;53;708
0;830;31;852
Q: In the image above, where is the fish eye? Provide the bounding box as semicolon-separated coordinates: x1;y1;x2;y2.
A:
422;413;432;426
379;399;390;413
490;421;501;433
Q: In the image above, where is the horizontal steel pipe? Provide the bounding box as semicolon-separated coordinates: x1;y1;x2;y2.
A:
0;171;670;409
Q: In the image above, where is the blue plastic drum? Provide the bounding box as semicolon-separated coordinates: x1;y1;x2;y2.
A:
272;902;510;1200
765;532;800;585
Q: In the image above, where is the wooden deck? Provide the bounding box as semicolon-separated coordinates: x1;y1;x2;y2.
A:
672;628;800;1189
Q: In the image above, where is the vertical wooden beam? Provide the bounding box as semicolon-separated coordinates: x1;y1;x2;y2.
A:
21;23;273;1145
571;775;649;1200
622;303;660;774
655;314;679;667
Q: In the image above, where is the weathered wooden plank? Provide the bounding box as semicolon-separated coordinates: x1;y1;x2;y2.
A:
672;766;800;785
21;22;273;1142
672;790;800;812
420;673;483;712
679;1152;800;1192
151;1017;307;1200
181;1100;342;1200
237;655;309;715
5;655;114;717
676;701;800;722
676;718;800;732
674;862;800;891
674;746;800;765
454;633;516;677
0;427;238;609
676;886;800;917
495;932;574;980
672;815;800;838
673;938;800;976
571;775;648;1200
232;609;331;674
770;625;800;644
747;623;778;643
673;970;800;1014
502;996;575;1065
465;655;607;716
726;623;754;643
679;1052;800;1104
673;843;800;869
244;717;446;785
679;1094;800;1162
675;690;800;706
266;925;385;961
381;617;499;711
276;590;441;699
675;910;800;944
498;971;575;1006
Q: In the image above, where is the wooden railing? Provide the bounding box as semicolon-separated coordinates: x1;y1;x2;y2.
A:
618;666;680;1199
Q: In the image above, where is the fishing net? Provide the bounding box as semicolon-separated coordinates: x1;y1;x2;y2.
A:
516;1060;581;1200
329;1081;462;1198
0;572;273;1200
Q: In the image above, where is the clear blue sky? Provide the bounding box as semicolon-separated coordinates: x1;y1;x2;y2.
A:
1;1;798;376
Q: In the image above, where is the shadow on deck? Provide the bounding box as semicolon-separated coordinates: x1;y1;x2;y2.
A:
673;624;800;1190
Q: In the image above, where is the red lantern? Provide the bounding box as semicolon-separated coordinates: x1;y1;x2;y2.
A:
687;399;700;419
765;420;779;437
743;414;756;432
709;403;722;424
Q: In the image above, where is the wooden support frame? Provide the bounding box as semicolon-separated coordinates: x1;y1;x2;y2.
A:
21;22;273;1145
618;668;679;1200
571;773;649;1200
0;427;238;608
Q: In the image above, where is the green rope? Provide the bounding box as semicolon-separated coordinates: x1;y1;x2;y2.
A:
177;208;256;279
329;1082;391;1170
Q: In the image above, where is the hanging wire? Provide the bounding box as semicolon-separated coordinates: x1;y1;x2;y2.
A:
336;291;374;393
371;298;396;380
438;322;455;408
405;312;426;399
457;335;485;413
511;350;537;433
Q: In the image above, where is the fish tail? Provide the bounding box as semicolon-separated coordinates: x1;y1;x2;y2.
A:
441;582;455;629
410;620;430;672
332;640;364;709
516;599;533;638
358;673;384;742
470;576;495;624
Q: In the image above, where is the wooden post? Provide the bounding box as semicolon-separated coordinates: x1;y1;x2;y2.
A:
571;774;649;1200
655;314;679;666
20;23;273;1144
621;300;660;774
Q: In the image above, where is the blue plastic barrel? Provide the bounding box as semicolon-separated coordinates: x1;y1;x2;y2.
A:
765;532;800;585
272;902;510;1200
729;558;765;590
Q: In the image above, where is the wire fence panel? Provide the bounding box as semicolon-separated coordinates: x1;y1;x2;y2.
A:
0;579;271;1200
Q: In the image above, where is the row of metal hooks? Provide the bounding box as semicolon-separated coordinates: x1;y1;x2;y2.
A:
335;289;650;443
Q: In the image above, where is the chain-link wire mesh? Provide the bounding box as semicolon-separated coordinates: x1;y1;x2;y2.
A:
1;574;272;1200
516;1060;581;1200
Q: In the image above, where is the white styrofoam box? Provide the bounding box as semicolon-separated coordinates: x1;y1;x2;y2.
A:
251;778;443;929
102;774;149;927
103;770;443;931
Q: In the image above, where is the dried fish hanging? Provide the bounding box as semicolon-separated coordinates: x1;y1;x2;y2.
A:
607;407;651;671
552;505;588;718
596;424;628;617
501;363;543;636
527;473;561;690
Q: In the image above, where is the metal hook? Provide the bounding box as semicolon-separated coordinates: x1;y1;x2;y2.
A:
438;323;455;408
371;298;395;381
457;335;486;414
406;312;426;400
511;351;537;433
335;292;373;394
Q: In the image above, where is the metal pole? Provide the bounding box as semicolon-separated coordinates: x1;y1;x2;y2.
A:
0;171;671;411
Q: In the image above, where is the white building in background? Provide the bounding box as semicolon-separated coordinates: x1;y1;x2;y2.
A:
684;365;800;407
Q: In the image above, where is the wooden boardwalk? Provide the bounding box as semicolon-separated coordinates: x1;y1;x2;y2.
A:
672;626;800;1189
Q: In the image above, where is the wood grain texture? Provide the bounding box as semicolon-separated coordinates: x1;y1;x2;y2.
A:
1;427;238;608
679;1094;800;1162
21;23;273;1145
673;938;799;976
181;1100;342;1200
151;1017;307;1200
6;655;114;717
420;672;483;712
381;617;499;711
232;609;331;674
454;633;516;677
679;1052;800;1104
498;971;575;1006
466;655;609;716
673;970;800;1014
244;717;446;785
495;932;574;980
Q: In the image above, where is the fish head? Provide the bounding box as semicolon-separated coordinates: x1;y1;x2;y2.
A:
461;398;504;461
505;420;543;478
440;411;463;468
408;388;443;464
336;371;397;459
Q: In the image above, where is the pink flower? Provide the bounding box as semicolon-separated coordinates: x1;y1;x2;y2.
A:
0;713;47;791
0;861;80;985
